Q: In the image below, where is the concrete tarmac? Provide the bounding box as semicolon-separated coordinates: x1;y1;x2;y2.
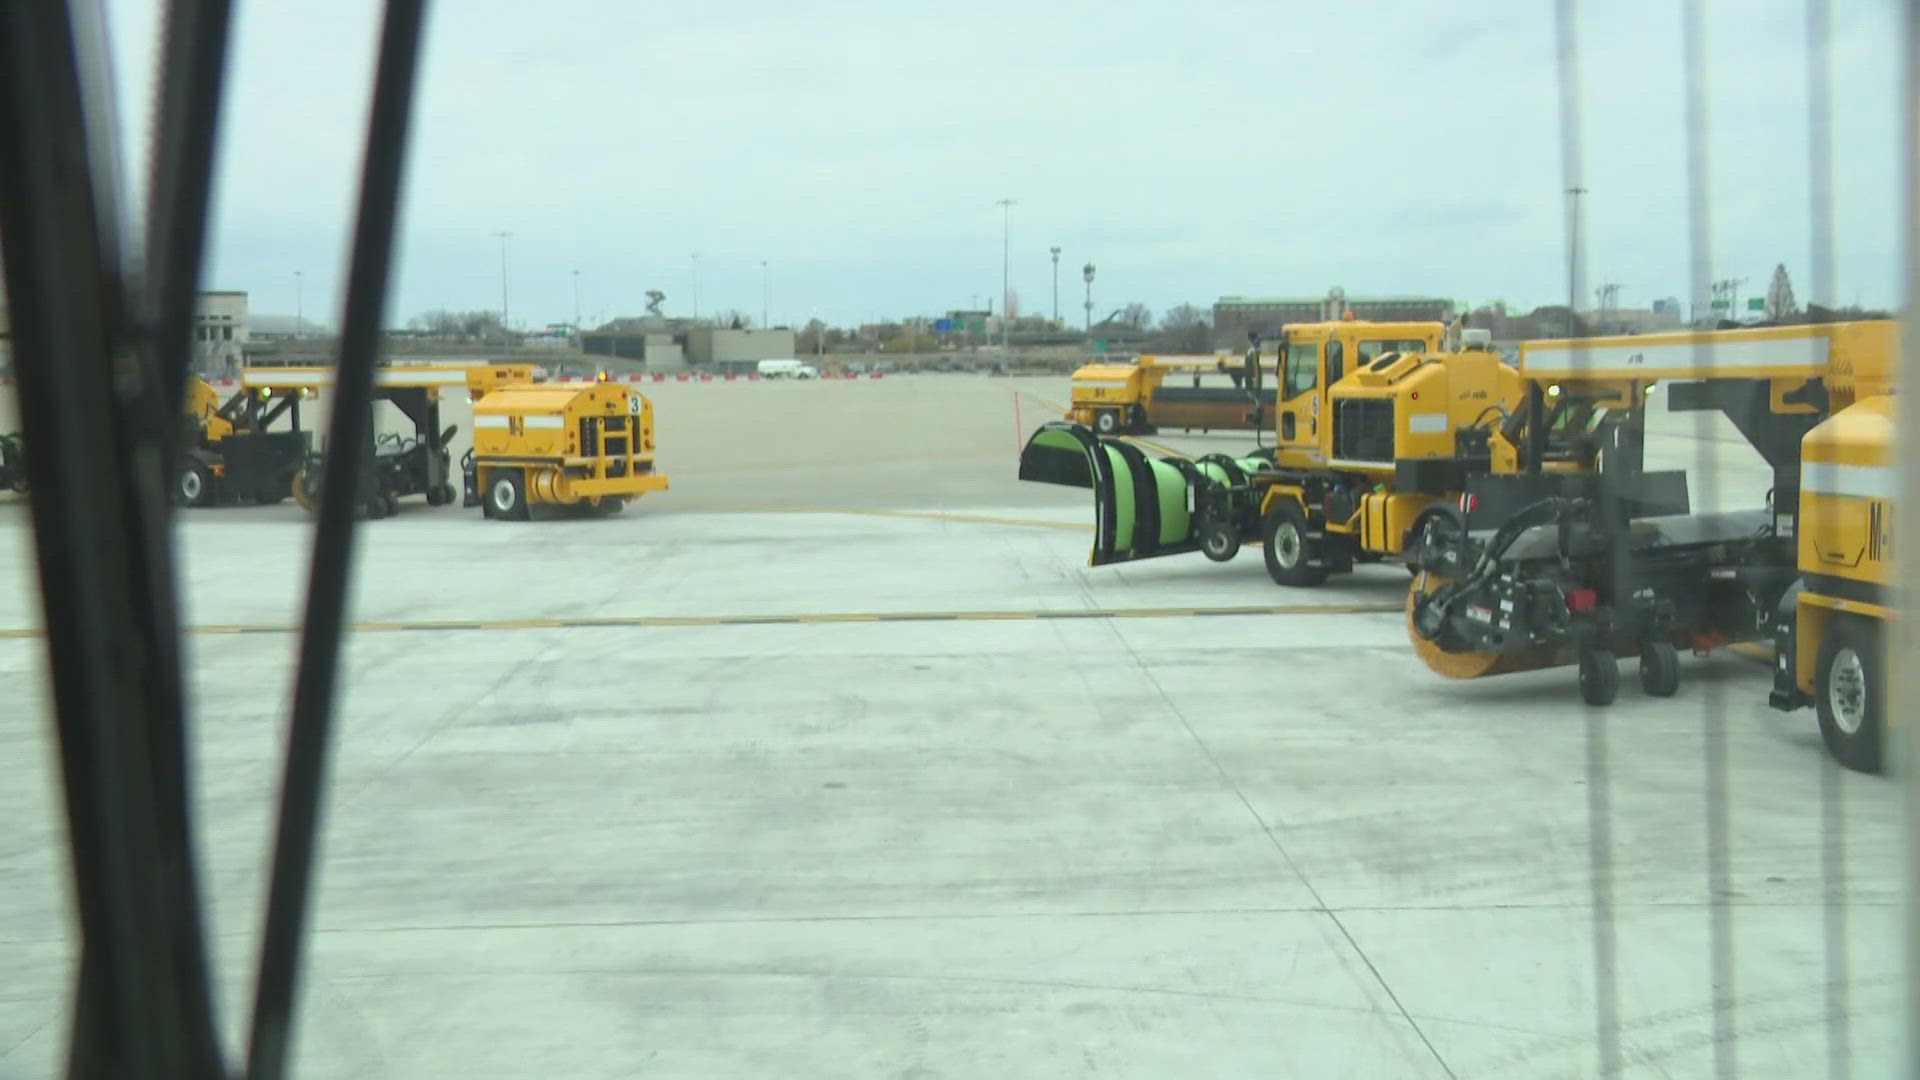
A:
0;374;1903;1078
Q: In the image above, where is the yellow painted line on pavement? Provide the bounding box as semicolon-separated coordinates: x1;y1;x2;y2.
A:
0;602;1401;641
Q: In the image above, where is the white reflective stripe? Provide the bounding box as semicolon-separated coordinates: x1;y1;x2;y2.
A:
372;369;471;386
523;415;566;429
241;367;473;388
1802;461;1896;500
1522;335;1829;375
1406;413;1448;434
472;415;510;429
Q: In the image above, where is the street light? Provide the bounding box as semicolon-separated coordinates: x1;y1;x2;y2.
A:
996;197;1016;354
1050;246;1061;324
1564;186;1586;338
572;269;582;331
493;230;513;330
1082;262;1096;336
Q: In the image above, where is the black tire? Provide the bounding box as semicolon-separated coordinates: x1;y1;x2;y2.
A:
426;484;446;507
438;483;457;506
1093;409;1120;435
1198;514;1239;562
1127;405;1147;431
596;496;627;516
1261;499;1327;587
176;457;213;507
487;469;529;521
1578;646;1620;706
1639;640;1680;698
1815;616;1883;774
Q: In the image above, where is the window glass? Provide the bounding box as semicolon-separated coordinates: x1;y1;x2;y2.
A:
1356;338;1431;365
1283;341;1320;398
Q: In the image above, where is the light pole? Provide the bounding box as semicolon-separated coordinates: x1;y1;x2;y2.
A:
294;270;303;338
572;269;582;331
1564;187;1586;338
996;197;1015;353
760;260;769;328
1082;262;1095;336
690;253;700;320
494;230;513;330
1050;246;1061;324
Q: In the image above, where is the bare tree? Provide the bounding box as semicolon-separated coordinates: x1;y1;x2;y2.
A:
1119;302;1153;330
1155;303;1212;353
408;309;506;340
1766;264;1799;319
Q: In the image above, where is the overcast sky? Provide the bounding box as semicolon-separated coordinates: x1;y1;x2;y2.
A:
101;0;1904;330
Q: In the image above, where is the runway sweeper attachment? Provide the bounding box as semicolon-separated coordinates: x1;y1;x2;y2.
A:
1406;319;1894;705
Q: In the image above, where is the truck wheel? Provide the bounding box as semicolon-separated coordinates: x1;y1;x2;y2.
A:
291;467;320;512
1816;617;1883;773
593;496;626;516
1261;500;1326;587
1578;645;1620;706
438;483;456;507
1198;514;1239;562
176;458;212;507
487;469;529;521
1093;409;1120;435
1639;640;1680;697
425;484;446;507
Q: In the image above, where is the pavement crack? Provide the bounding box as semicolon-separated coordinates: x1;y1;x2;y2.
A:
1100;617;1461;1080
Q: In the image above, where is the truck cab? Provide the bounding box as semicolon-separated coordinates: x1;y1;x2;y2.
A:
1270;319;1445;469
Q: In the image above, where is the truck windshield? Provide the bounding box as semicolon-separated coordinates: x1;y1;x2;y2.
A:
1357;339;1429;364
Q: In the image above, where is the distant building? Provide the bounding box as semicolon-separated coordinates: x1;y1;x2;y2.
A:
1213;289;1454;346
193;291;249;374
684;328;798;373
581;315;690;369
581;318;795;372
0;291;248;373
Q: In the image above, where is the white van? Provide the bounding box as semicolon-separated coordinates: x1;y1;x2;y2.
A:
757;358;818;380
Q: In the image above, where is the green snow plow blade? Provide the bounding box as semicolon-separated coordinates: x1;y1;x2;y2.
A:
1018;421;1270;567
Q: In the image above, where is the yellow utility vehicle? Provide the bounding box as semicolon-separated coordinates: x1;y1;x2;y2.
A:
236;363;533;517
1065;354;1274;435
1765;325;1898;770
174;372;313;506
463;372;668;520
1400;321;1900;737
1022;318;1473;576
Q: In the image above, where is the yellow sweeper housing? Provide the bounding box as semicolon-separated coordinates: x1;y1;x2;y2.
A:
467;377;668;519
